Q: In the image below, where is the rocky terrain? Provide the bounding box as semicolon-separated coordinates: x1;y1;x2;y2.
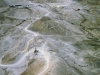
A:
0;0;100;75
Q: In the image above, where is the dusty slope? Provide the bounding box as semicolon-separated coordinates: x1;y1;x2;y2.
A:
0;0;100;75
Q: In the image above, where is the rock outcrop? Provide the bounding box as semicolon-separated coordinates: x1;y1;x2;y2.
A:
29;16;66;36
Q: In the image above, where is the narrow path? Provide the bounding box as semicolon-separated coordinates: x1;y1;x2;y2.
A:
25;20;50;75
0;12;51;75
38;45;50;75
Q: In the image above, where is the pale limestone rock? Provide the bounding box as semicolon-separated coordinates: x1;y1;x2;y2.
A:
0;0;100;75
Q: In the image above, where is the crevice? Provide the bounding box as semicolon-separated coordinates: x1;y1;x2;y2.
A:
79;13;99;40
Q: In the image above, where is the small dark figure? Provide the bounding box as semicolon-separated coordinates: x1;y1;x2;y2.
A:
34;48;38;55
15;5;22;6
